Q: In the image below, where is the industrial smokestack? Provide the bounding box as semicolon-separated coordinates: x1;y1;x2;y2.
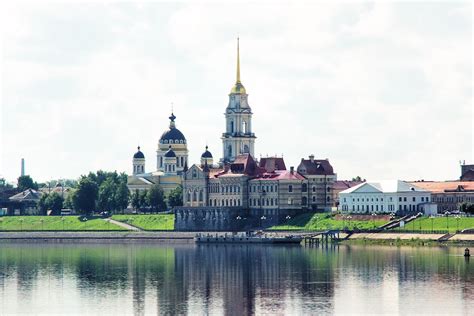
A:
21;158;25;176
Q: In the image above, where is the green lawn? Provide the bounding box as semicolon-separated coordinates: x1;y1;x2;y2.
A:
0;216;126;231
397;216;474;233
112;214;175;230
270;213;387;231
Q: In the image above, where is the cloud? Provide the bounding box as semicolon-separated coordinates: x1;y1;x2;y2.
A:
0;1;471;183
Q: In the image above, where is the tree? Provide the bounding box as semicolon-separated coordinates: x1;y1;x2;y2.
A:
351;176;364;182
131;189;141;211
64;190;75;209
140;190;149;209
459;202;474;215
73;177;98;215
168;185;183;208
97;178;117;212
17;175;38;191
0;178;13;189
46;192;64;215
115;182;130;213
147;185;166;212
38;193;49;215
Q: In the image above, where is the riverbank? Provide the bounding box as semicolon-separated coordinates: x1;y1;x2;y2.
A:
1;231;474;246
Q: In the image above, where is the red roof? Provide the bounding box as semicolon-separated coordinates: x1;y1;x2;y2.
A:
252;170;305;181
333;180;364;191
259;157;286;172
409;181;474;193
299;159;335;175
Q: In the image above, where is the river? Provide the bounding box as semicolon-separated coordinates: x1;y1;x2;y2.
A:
0;243;472;315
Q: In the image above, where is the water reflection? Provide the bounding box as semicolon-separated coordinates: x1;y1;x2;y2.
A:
0;243;472;315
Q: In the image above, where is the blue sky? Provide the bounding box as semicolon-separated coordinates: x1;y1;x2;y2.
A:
0;1;472;183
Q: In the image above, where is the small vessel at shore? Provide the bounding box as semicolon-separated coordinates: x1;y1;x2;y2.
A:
194;232;303;244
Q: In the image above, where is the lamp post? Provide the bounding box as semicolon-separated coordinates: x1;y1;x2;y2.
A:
40;219;44;231
285;215;291;231
430;215;434;232
347;215;352;230
417;212;423;231
455;215;460;232
444;211;450;231
260;215;266;229
61;217;65;231
0;218;3;231
371;213;376;229
20;218;24;231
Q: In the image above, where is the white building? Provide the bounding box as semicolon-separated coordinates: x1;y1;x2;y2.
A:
339;180;433;215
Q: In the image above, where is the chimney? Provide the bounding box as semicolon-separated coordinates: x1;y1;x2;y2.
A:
290;166;294;174
21;158;25;176
309;154;314;162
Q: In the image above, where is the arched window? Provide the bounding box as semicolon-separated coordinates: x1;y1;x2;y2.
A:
227;145;232;158
327;196;330;202
243;144;249;154
312;186;316;192
192;170;197;178
230;121;234;133
312;196;316;202
302;196;307;205
288;185;293;193
192;191;197;202
242;121;247;133
187;192;191;202
199;190;203;202
302;183;307;192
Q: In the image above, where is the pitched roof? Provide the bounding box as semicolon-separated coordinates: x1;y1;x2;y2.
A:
299;159;335;175
341;180;428;194
460;169;474;181
251;170;305;181
9;189;42;202
259;157;286;172
409;181;474;193
334;180;365;191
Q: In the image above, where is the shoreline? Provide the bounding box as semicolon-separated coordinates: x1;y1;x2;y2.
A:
0;231;473;246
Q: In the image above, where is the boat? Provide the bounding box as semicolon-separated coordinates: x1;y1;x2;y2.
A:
194;232;303;244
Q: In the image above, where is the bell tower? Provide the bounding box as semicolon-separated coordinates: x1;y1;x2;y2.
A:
221;38;256;163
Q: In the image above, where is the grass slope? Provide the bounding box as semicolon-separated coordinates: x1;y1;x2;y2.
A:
397;216;474;233
112;214;174;230
0;216;126;231
270;213;387;231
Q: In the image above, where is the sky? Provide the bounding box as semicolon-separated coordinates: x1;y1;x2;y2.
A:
0;1;472;184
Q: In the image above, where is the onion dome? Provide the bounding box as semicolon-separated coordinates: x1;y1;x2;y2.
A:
133;146;145;159
201;145;213;158
164;145;176;158
160;113;186;144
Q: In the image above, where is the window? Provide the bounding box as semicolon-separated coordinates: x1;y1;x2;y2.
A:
288;198;293;205
288;185;293;193
412;197;416;202
302;196;307;205
312;186;316;192
313;196;316;202
399;197;402;202
404;197;407;202
421;197;424;202
302;183;307;192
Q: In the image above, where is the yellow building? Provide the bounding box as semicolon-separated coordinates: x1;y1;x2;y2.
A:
127;113;187;196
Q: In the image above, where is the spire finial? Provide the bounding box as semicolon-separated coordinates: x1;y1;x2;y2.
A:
236;37;241;84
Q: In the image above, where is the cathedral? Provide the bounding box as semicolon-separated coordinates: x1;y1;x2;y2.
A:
128;39;337;229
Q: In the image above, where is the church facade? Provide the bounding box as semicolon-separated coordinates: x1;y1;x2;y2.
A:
127;113;188;196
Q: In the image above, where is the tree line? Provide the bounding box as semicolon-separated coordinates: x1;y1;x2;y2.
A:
19;171;183;216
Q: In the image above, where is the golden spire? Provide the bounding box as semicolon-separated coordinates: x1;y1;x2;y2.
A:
236;37;241;84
